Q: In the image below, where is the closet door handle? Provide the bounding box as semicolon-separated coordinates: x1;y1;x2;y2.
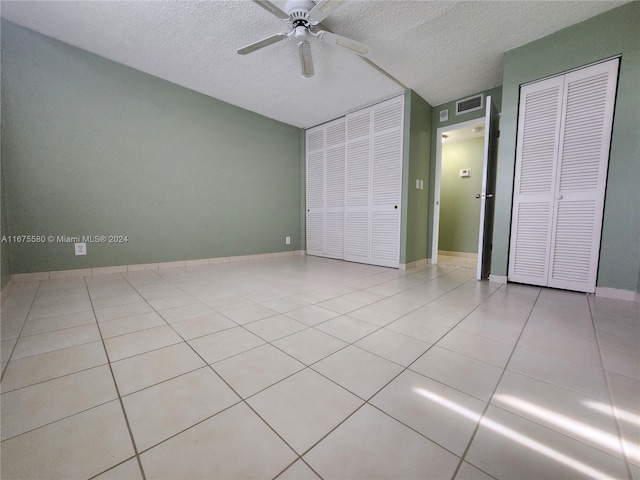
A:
556;194;564;200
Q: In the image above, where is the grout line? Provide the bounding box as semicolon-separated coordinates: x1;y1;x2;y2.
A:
0;282;42;381
587;297;635;480
83;276;148;480
450;286;542;479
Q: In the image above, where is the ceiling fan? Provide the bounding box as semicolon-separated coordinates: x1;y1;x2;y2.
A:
237;0;370;78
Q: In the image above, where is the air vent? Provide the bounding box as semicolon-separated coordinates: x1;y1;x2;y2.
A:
456;94;484;115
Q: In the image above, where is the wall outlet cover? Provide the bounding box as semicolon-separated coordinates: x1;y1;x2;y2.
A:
74;242;87;256
285;236;291;245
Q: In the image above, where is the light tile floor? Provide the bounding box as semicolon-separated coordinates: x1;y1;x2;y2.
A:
1;256;638;479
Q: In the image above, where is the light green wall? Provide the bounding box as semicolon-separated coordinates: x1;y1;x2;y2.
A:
1;21;301;274
427;86;502;257
1;162;10;288
491;2;640;292
439;137;484;254
401;90;433;264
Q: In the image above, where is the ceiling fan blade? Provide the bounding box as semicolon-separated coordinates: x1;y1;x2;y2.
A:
317;31;370;56
252;0;289;20
308;0;344;24
237;33;289;55
299;41;315;78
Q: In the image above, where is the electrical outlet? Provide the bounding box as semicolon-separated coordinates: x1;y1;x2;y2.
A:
285;236;291;245
74;242;87;256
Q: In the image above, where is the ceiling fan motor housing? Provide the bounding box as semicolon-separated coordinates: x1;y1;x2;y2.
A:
285;0;315;27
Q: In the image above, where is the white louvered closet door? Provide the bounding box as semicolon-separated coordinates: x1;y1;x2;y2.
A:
509;76;564;286
547;59;618;292
509;58;619;293
370;96;404;267
306;126;325;257
345;109;372;263
324;119;346;259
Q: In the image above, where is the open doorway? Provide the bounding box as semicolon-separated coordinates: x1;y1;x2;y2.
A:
433;97;499;279
432;119;485;269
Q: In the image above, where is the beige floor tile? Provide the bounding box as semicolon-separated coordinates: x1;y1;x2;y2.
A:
112;342;206;396
95;302;154;322
494;371;626;460
99;311;166;338
456;315;525;344
345;304;404;327
0;401;134;480
12;323;101;359
316;296;365;314
140;403;296;479
243;314;308;342
607;371;640;411
212;344;305;398
188;327;265;364
410;346;503;401
602;347;640;380
355;328;431;367
371;370;485;456
276;460;320;479
247;369;362;454
147;294;199;311
517;326;602;364
93;458;143;480
305;404;460;479
20;310;96;337
104;325;183;361
1;341;107;392
285;305;341;326
437;328;514;367
386;315;452;344
261;296;311;314
91;293;145;310
508;346;610;400
455;462;495;479
225;304;279;324
170;312;236;340
123;367;239;451
314;315;379;343
406;304;468;327
313;346;403;399
32;292;90;307
465;405;629;480
272;328;348;365
158;303;215;323
26;300;93;321
1;364;117;440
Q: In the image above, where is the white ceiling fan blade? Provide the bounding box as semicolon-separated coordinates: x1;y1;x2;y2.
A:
308;0;344;24
299;41;315;78
237;33;289;55
318;31;370;56
252;0;289;20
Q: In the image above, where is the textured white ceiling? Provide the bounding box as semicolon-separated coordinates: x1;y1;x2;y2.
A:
1;0;627;128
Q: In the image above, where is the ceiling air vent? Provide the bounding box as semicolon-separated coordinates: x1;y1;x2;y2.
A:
456;94;484;115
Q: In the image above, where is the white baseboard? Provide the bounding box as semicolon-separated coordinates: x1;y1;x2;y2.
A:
10;250;306;283
489;274;508;284
399;259;428;270
595;287;638;302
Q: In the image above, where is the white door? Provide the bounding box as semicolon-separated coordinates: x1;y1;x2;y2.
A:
306;126;325;257
324;119;346;259
370;96;404;268
509;58;619;293
344;109;372;264
476;96;499;280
